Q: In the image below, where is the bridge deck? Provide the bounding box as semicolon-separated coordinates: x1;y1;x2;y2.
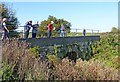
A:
19;36;100;47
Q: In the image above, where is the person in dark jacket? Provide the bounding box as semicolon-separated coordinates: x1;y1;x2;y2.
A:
83;29;86;36
24;20;32;38
32;21;39;38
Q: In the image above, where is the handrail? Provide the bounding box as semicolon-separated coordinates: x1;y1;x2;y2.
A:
0;25;100;38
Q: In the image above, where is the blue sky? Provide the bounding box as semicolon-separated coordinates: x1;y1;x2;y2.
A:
2;0;120;2
6;2;118;32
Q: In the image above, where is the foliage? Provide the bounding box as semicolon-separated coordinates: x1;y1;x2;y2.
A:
91;32;119;69
52;42;92;61
1;39;49;80
47;54;59;65
29;46;40;58
111;27;119;33
38;15;71;37
54;45;66;59
1;39;119;80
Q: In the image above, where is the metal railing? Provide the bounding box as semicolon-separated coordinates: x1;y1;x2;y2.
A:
0;25;100;38
68;28;100;36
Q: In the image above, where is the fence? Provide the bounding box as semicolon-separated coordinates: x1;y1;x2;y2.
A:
66;28;100;36
0;25;100;38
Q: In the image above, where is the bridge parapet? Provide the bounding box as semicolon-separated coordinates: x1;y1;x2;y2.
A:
19;36;100;47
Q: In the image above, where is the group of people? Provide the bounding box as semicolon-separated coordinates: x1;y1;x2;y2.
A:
0;18;39;40
24;21;86;38
47;21;65;37
1;17;86;40
24;20;39;38
1;18;65;40
24;20;65;38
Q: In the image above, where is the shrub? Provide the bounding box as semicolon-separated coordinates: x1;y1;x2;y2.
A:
91;33;119;69
29;46;40;58
1;39;49;80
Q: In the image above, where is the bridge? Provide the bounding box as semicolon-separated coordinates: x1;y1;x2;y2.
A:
1;27;100;61
0;25;100;47
19;36;100;47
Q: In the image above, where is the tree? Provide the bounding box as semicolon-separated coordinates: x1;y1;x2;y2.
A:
111;27;119;34
0;3;19;37
38;15;71;37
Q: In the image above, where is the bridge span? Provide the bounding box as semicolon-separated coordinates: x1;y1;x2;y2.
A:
19;36;100;47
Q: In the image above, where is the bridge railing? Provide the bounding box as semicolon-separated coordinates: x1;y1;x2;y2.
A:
0;25;100;38
69;29;100;36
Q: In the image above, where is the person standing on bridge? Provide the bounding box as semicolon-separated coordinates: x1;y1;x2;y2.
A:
83;29;86;36
47;21;54;38
1;18;9;40
24;20;32;38
32;21;39;38
60;24;65;37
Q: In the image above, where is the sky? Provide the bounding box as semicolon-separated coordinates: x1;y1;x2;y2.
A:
1;0;120;2
3;1;118;32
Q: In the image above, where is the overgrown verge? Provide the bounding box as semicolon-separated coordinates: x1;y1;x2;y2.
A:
91;33;119;69
1;39;118;81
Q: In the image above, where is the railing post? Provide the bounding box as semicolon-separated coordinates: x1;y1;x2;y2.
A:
98;30;99;35
76;29;77;36
92;29;93;35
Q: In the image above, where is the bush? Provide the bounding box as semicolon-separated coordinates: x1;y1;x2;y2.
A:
29;46;40;58
111;27;119;33
47;54;59;65
91;33;119;69
1;39;49;80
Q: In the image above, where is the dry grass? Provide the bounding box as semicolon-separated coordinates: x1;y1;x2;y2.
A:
54;58;118;80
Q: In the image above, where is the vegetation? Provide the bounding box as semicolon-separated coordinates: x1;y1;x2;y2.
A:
91;27;119;69
1;27;119;80
111;27;119;33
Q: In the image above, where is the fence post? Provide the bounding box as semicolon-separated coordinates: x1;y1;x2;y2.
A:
98;30;99;35
76;29;77;36
92;29;93;35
